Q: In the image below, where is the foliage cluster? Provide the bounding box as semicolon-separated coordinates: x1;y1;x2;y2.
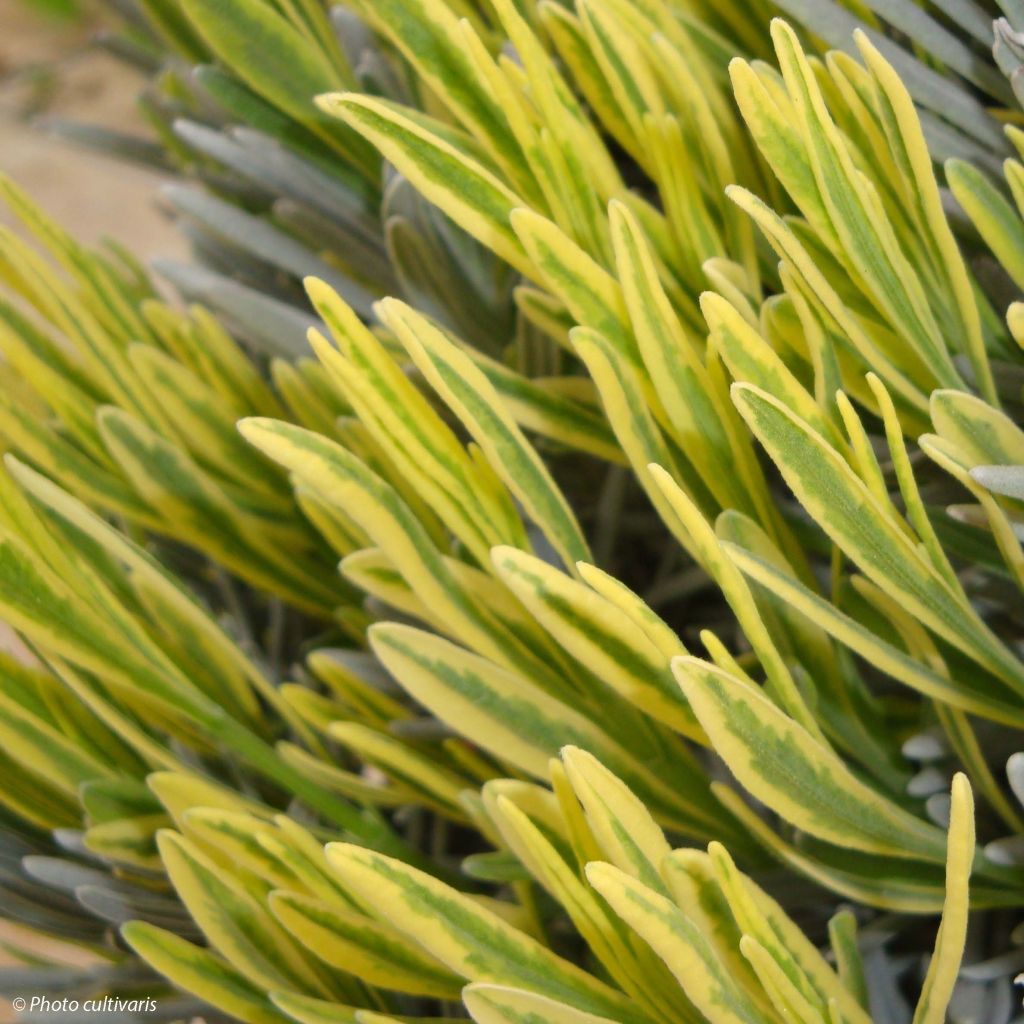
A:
3;0;1024;1022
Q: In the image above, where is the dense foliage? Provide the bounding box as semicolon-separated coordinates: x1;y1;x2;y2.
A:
2;0;1024;1022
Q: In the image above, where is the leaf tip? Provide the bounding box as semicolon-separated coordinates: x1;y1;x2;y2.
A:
315;90;357;117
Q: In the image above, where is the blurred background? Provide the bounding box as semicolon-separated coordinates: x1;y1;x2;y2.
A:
0;0;186;258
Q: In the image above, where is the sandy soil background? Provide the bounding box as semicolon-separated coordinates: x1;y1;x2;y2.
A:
0;2;186;1018
0;0;187;257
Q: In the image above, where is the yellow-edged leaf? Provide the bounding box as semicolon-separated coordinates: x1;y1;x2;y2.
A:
269;890;463;999
325;843;648;1024
911;774;975;1024
673;657;948;862
123;922;292;1024
585;862;762;1024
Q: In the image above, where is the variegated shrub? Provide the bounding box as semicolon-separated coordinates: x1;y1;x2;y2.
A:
2;1;1024;1023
